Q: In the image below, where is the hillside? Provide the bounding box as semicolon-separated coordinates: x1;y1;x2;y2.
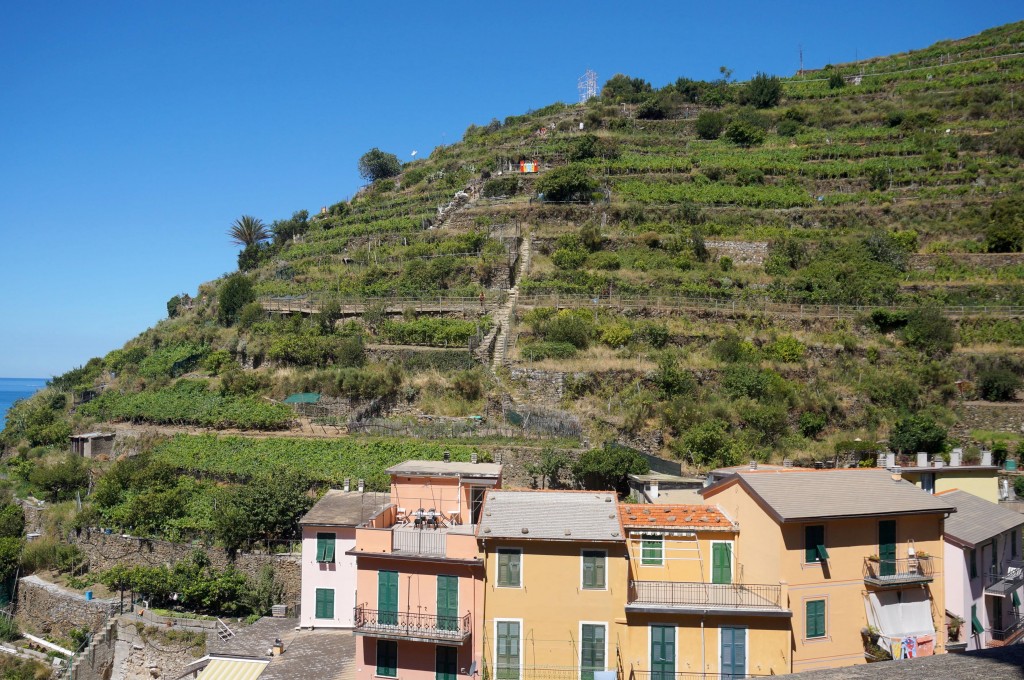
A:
3;21;1024;548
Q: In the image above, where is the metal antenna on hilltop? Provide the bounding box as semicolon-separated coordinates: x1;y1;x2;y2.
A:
799;44;804;75
578;69;597;103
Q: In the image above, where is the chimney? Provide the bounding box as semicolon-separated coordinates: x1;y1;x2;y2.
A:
916;452;928;467
950;448;962;467
443;451;451;463
649;480;660;500
884;452;896;469
932;454;944;469
891;466;903;482
783;458;793;468
357;479;365;493
982;449;993;467
343;478;351;492
749;460;758;470
471;453;478;464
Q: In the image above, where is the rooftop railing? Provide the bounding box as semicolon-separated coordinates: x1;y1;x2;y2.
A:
991;612;1024;642
392;528;447;557
985;559;1024;595
628;581;783;611
353;606;470;641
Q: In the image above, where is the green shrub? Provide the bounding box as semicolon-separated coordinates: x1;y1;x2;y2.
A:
977;368;1021;401
568;135;620;162
799;412;827;438
139;343;209;379
828;71;845;89
379;318;485;347
724;120;766;146
722;365;783;400
588;252;621;270
358;148;402;181
766;336;806;362
571;443;648;494
636;97;667;120
268;335;365;367
29;454;89;502
482;176;520;198
601;74;653;103
599;323;633;348
890;415;947;454
654;358;696;397
712;331;755;362
636;322;669;349
536;164;598;202
218;274;256;326
677;420;734;468
903;306;955;355
536;310;596;349
521;342;578;361
695;111;726;140
551;248;588;270
742;72;783;108
1015;476;1024;498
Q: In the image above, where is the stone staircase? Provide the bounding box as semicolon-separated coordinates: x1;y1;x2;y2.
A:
488;236;530;370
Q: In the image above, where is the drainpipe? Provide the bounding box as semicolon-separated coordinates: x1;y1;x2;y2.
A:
700;614;706;675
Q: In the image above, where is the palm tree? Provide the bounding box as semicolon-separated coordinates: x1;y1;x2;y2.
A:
228;215;270;247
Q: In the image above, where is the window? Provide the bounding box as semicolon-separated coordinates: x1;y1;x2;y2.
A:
314;588;335;619
804;525;827;563
376;640;398;677
582;551;606;589
805;600;826;639
921;473;935;494
580;624;606;680
970;548;978;579
496;621;520;680
641;535;663;566
316;532;336;563
497;549;522;587
436;646;458;680
1013;529;1019;559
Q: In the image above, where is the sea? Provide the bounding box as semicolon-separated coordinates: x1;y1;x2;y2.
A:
0;377;47;431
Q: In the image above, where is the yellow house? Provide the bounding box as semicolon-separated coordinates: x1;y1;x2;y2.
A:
702;468;956;673
618;504;792;678
892;451;1000;503
478;490;628;680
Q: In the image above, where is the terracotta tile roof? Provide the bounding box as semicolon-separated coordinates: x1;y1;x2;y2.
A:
618;504;735;531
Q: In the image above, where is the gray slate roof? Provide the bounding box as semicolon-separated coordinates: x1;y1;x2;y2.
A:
477;490;623;542
387;460;502;480
942;489;1024;548
299;491;390;527
703;469;956;523
778;642;1024;678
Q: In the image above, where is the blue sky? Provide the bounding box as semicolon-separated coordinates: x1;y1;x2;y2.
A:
0;1;1020;378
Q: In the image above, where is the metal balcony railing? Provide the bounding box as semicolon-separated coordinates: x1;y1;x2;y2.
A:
628;581;783;611
353;606;470;641
392;529;446;556
985;559;1024;596
991;613;1024;642
496;667;614;680
863;556;934;586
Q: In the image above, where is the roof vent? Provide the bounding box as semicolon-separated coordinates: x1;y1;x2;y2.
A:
483;527;491;533
357;479;365;493
343;478;351;492
604;497;612;502
565;529;572;536
443;451;451;463
521;528;529;534
891;466;902;482
608;514;616;519
471;453;478;464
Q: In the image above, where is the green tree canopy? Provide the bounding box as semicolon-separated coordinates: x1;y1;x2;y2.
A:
571;443;648;495
218;273;256;326
742;72;783;108
889;415;947;454
358;148;402;182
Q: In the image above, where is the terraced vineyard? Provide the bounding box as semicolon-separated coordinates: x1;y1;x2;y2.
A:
5;23;1024;544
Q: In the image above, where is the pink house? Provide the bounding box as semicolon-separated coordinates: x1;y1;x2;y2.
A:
351;459;502;680
299;488;391;628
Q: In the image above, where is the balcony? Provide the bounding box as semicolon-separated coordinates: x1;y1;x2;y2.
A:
863;556;934;587
353;606;471;644
627;581;788;617
991;613;1024;645
984;559;1024;598
392;526;447;557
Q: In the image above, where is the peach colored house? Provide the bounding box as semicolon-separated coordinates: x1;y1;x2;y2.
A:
702;468;955;673
351;460;502;680
618;504;792;678
299;489;390;628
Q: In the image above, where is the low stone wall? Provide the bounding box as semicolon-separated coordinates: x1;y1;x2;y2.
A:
484;445;584;488
16;575;117;637
112;618;207;680
508;369;565;403
706;240;768;266
953;401;1024;436
909;252;1024;272
65;617;118;680
69;533;302;613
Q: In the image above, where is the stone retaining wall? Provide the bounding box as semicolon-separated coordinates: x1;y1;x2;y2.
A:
953;401;1024;437
909;252;1024;272
15;575;117;637
706;240;768;266
112;618;207;680
69;533;302;613
65;617;117;680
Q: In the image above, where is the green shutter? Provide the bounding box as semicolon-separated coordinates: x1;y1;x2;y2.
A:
878;520;897;578
583;551;605;589
581;624;606;680
377;640;397;677
316;532;336;563
650;625;675;680
438;575;458;631
1013;590;1021;608
315;588;334;619
379;571;398;625
436;646;458;680
806;600;826;638
971;604;984;635
496;621;520;680
712;543;732;584
642;535;663;565
805;526;825;563
497;550;520;587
